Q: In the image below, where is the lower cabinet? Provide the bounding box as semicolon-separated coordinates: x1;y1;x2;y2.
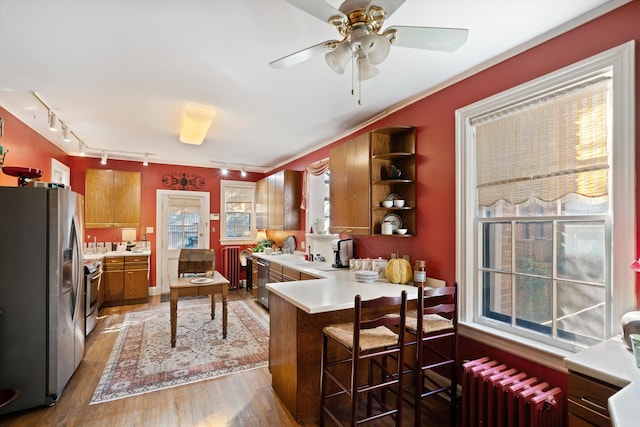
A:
103;255;149;305
568;371;619;426
256;258;320;309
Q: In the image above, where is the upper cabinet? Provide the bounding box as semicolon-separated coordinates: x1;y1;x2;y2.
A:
329;133;371;235
256;170;301;231
329;126;416;236
85;169;141;228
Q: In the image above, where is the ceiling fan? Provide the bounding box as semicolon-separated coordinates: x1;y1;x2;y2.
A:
269;0;469;84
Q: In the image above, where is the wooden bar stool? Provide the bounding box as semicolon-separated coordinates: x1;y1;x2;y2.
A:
407;283;458;427
320;291;408;427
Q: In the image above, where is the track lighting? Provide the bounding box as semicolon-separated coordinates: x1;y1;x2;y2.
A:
79;142;86;156
241;166;247;177
143;154;149;166
100;152;108;165
48;110;58;131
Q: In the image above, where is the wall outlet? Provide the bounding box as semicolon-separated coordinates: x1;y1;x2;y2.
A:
300;241;305;249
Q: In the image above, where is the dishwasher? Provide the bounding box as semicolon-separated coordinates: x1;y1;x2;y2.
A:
257;259;270;309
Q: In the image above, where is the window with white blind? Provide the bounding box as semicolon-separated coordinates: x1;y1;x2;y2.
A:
220;180;256;244
456;41;635;358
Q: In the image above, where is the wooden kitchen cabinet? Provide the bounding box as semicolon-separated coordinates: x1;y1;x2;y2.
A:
103;255;149;305
85;169;141;228
256;170;301;231
329;133;371;235
329;126;416;236
568;370;619;426
282;266;301;282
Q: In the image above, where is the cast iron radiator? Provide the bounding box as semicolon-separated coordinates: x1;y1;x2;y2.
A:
221;246;239;289
461;357;563;427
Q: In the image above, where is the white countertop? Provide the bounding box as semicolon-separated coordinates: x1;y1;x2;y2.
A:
564;336;640;426
256;252;418;314
83;249;151;261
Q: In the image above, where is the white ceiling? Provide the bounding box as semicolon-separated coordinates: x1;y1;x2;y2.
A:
0;0;626;173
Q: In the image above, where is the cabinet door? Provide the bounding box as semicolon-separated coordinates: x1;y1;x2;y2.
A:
256;178;268;229
103;270;124;301
283;170;301;230
85;169;114;228
267;172;284;230
113;171;141;228
330;133;370;234
124;269;148;299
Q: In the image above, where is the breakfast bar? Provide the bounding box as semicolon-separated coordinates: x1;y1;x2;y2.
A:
266;272;417;423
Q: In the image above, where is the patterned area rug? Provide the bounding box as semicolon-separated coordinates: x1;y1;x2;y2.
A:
90;301;269;404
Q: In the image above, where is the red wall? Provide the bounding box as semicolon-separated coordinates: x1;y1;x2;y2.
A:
0;106;70;186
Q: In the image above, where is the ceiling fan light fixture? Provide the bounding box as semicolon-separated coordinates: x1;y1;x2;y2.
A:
357;56;378;81
325;42;353;74
179;103;216;145
362;33;391;65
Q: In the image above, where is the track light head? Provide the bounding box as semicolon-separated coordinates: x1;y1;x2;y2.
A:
48;110;58;131
100;152;108;165
62;124;72;142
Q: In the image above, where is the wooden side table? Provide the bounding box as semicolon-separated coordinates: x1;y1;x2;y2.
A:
169;271;229;348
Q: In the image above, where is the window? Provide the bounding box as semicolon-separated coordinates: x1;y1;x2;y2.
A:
220;180;256;244
306;169;331;232
456;42;635;358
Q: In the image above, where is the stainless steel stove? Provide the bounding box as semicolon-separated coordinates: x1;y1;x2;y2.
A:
83;259;102;336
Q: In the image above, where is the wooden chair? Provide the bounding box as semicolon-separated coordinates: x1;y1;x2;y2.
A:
320;291;408;426
177;248;215;277
407;283;458;427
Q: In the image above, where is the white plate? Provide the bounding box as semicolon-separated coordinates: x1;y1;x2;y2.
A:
190;278;214;284
385;193;401;201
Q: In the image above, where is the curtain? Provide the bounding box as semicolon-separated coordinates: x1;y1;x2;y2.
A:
300;158;330;210
473;75;610;207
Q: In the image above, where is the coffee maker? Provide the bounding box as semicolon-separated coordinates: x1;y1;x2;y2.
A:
331;238;353;268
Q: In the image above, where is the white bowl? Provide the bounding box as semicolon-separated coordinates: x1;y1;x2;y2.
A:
396;228;408;235
382;200;393;208
393;199;405;208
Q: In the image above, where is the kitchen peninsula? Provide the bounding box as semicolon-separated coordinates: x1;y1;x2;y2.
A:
257;253;417;423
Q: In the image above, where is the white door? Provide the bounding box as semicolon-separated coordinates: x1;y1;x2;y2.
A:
156;190;210;294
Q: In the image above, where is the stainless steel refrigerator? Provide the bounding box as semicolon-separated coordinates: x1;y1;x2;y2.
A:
0;186;85;414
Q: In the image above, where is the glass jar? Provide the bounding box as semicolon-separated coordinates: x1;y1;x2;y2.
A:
414;260;426;287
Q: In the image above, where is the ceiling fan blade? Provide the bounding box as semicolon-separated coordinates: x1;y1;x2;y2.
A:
367;0;406;17
269;41;334;69
388;26;469;52
285;0;344;22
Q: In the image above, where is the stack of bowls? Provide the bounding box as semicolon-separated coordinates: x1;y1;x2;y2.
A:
354;270;379;283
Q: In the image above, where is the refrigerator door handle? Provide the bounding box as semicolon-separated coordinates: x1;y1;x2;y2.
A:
71;214;83;322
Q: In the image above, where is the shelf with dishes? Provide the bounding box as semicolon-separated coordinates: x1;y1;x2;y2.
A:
369;126;416;236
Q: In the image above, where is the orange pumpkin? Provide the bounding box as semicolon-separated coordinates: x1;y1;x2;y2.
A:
385;258;413;284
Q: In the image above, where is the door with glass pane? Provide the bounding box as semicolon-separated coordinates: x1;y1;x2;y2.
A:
157;190;209;294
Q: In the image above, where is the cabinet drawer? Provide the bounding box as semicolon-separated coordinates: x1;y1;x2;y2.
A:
568;400;611;426
300;272;319;281
282;266;301;281
568;372;619;418
126;255;148;263
104;256;125;264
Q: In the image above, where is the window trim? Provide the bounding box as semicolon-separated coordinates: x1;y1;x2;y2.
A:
220;179;256;246
455;41;635;368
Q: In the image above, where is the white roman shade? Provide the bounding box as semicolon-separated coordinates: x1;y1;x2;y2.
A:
473;75;611;207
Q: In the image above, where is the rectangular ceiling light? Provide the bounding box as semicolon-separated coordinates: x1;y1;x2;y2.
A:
179;103;216;145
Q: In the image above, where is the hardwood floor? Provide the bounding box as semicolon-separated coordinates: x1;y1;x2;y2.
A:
0;288;459;427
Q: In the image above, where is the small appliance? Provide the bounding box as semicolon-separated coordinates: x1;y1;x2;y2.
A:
331;238;353;268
